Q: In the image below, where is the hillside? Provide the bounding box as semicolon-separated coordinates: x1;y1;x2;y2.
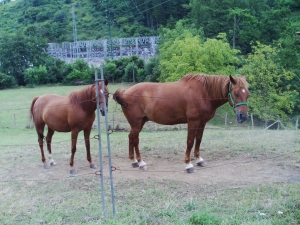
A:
0;0;189;42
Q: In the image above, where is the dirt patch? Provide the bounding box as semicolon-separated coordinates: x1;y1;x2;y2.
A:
14;152;299;187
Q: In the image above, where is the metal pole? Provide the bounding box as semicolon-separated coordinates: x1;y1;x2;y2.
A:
132;62;135;83
251;113;254;130
100;65;116;216
225;112;227;129
95;69;108;219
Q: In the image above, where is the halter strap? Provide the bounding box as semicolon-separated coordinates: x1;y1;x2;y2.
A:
228;82;248;109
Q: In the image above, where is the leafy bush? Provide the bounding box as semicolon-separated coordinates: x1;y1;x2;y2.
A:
63;59;94;84
0;72;17;89
44;56;66;83
24;65;48;85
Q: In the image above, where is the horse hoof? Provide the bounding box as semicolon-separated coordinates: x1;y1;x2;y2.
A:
186;167;196;173
50;162;55;166
70;169;78;175
132;162;139;168
90;164;97;169
44;164;50;169
139;165;148;171
197;161;207;167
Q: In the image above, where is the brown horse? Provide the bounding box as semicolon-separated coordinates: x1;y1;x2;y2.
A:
113;74;249;173
30;80;109;174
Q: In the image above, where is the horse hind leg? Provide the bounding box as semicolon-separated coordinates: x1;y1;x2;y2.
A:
185;121;200;173
36;124;49;169
129;118;147;170
46;128;56;166
128;130;139;168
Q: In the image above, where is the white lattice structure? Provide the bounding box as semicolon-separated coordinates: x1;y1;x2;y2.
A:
47;36;159;64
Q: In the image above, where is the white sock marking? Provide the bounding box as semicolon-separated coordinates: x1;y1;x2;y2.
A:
185;163;193;169
138;160;146;167
195;157;204;164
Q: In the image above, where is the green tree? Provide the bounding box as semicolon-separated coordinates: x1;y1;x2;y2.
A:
239;42;298;124
0;32;48;85
0;72;17;89
158;22;239;82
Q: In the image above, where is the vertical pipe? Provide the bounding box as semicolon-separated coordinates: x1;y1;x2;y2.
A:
112;113;115;130
225;112;227;129
95;69;108;219
100;65;116;216
251;113;254;130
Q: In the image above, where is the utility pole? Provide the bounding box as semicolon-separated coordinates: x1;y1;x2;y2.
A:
104;0;113;59
72;3;78;59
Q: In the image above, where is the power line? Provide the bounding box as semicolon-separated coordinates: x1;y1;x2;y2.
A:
124;0;153;13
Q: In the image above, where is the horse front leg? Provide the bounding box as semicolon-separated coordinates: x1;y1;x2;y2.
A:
194;123;207;167
46;128;56;166
185;121;199;173
84;128;97;169
70;130;79;174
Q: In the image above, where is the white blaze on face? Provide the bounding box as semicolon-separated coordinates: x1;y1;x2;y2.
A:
242;89;246;93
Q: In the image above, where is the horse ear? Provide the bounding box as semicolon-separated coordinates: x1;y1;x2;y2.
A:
105;78;108;86
229;75;237;85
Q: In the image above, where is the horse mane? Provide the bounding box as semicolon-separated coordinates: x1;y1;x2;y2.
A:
69;84;96;111
180;74;248;99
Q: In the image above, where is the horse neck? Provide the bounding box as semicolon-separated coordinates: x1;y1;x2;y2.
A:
70;86;97;113
205;77;229;108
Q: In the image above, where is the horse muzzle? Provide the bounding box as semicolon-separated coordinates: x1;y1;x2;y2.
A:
100;108;105;116
235;109;248;123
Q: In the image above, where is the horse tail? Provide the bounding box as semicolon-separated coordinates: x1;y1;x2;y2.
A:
113;89;128;108
30;97;45;139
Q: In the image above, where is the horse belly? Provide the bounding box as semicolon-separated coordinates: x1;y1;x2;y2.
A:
145;104;187;125
42;105;71;132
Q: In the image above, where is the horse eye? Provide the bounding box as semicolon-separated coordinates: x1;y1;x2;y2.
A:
234;92;239;97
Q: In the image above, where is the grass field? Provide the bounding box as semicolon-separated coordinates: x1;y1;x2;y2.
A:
0;84;300;224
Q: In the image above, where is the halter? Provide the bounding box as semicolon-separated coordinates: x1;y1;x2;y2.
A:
228;82;248;110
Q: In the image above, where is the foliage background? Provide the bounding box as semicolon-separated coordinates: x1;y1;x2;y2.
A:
0;0;300;122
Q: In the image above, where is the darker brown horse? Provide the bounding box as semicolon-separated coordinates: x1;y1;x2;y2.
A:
113;74;249;173
30;80;109;174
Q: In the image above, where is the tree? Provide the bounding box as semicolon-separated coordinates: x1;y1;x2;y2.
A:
239;42;298;125
0;32;48;85
158;21;240;82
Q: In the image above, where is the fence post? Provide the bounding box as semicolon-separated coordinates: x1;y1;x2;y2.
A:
277;116;280;130
225;112;227;129
251;113;254;130
94;69;107;219
100;65;116;216
112;113;115;130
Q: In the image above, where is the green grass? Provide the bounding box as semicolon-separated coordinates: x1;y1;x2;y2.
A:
0;85;300;224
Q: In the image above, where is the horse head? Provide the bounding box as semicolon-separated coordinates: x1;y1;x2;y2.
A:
228;75;249;123
94;79;109;116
